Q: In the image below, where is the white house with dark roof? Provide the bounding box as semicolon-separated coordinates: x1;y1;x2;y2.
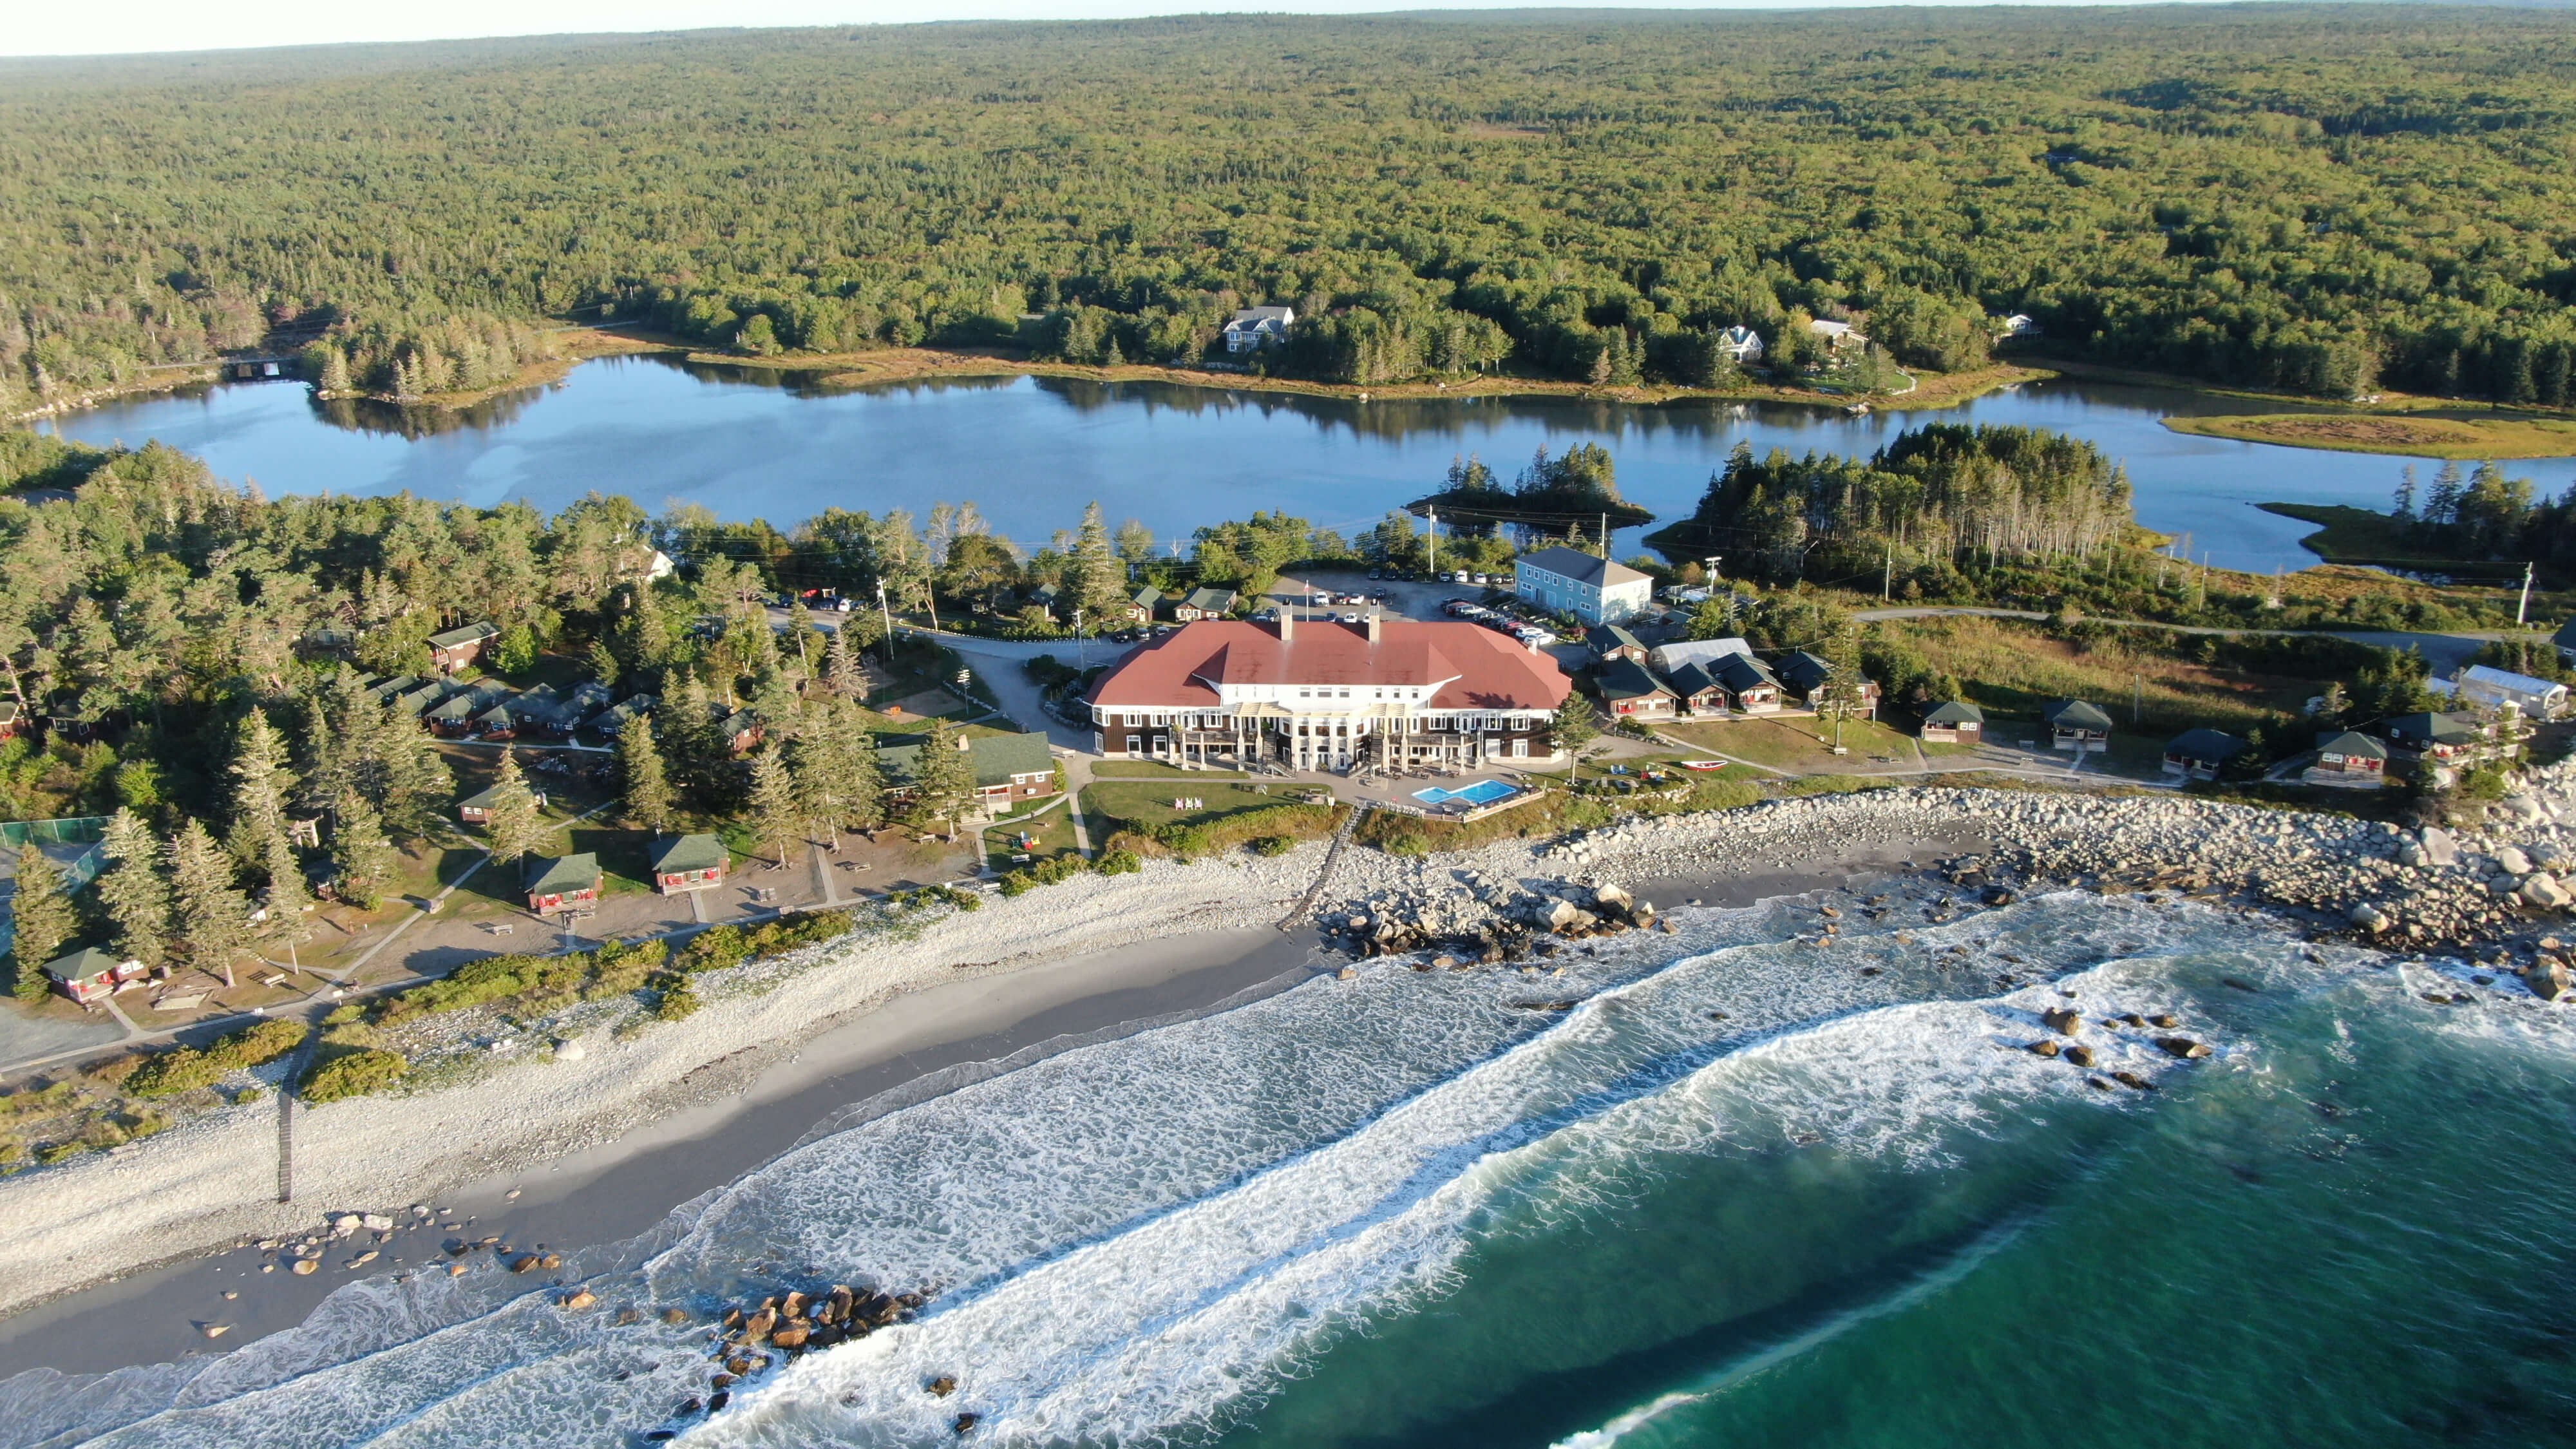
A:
1223;306;1296;354
1513;546;1653;625
1717;325;1765;363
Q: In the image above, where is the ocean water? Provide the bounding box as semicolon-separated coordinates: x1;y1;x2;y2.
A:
6;886;2573;1448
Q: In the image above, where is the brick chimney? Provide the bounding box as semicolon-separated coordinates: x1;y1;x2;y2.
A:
1276;609;1294;643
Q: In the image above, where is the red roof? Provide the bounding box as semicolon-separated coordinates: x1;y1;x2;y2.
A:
1089;620;1570;711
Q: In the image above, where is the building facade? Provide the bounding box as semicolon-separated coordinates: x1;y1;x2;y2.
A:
1512;546;1653;626
1086;616;1571;772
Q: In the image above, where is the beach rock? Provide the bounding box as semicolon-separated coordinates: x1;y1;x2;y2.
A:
2039;1007;2084;1036
562;1290;596;1311
200;1323;231;1340
2420;828;2459;867
2155;1037;2213;1059
449;1264;468;1276
2024;1039;2061;1058
330;1214;361;1236
1335;966;1356;980
2064;1045;2098;1069
929;1376;958;1397
2521;874;2570;910
2349;902;2392;933
2112;1071;2157;1092
743;1307;777;1343
2498;846;2535;876
1593;882;1634;914
954;1414;981;1436
509;1255;542;1274
663;1308;691;1326
555;1040;586;1062
291;1258;318;1275
708;1391;730;1411
770;1326;811;1350
781;1292;808;1320
2149;1014;2179;1028
361;1213;394;1232
2528;960;2571;1002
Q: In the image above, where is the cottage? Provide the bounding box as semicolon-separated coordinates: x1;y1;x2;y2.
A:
508;685;569;735
1592;625;1650;667
1222;305;1296;354
524;853;601;914
1714;653;1783;714
0;701;24;740
1808;318;1864;350
1596;658;1677;720
40;946;147;1006
879;731;1063;813
1028;582;1063;621
1665;661;1728;715
2457;665;2568;721
366;674;422;703
424;684;511;737
2305;730;2389;788
1647;638;1752;676
471;698;520;740
1170;587;1238;623
2382;710;2501;766
2042;699;2114;753
1513;546;1653;626
2163;728;2248;781
458;782;545;824
647;833;728;895
717;709;762;755
583;695;656;737
426;621;501;674
1919;700;1984;744
1774;651;1880;717
1119;587;1162;627
1716;325;1765;363
1995;314;2042;338
391;681;450;720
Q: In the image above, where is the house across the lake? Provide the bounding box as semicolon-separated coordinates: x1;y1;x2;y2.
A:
1920;700;1984;744
2042;699;2114;752
1222;305;1296;354
524;853;601;914
648;834;728;895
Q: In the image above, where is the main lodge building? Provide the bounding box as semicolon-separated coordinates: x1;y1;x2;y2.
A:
1086;614;1573;771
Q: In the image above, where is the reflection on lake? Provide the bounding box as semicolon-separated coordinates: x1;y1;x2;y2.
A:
41;353;2576;574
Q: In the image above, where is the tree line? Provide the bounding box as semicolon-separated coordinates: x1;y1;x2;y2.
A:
8;9;2576;412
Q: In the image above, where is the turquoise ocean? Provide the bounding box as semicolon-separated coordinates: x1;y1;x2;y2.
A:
5;884;2573;1448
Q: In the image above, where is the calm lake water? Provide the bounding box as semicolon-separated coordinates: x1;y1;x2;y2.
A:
42;354;2576;574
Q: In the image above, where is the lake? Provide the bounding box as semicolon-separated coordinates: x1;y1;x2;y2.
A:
40;355;2576;575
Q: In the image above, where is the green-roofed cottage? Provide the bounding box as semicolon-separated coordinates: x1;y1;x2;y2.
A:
2042;699;2115;753
878;731;1062;815
41;945;146;1005
2162;728;2248;781
1920;700;1984;744
458;781;547;825
1170;586;1238;622
647;834;728;895
426;620;501;674
524;853;601;914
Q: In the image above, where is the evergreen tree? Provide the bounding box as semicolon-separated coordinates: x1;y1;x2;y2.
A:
1551;696;1602;781
261;829;315;953
659;674;728;806
1068;501;1128;626
7;844;74;1001
95;807;173;969
479;749;553;866
905;718;978;838
826;625;867;700
227;710;296;865
169;820;255;989
587;637;621;687
2392;464;2418;521
620;721;677;835
791;696;883;848
330;791;399;911
746;742;804;867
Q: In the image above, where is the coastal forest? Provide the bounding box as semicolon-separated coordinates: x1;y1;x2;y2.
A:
6;7;2576;410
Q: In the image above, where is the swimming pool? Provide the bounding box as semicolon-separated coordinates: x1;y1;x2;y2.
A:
1412;779;1520;806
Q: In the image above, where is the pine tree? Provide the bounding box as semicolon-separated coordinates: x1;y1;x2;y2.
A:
659;675;726;806
620;722;677;835
261;829;315;952
1551;696;1602;782
169;820;255;989
790;696;882;849
747;743;804;867
7;844;74;1001
905;718;978;838
478;749;552;867
227;710;296;865
369;697;455;838
1069;501;1127;627
95;807;173;969
826;625;866;701
2392;464;2417;521
586;638;620;687
330;791;399;911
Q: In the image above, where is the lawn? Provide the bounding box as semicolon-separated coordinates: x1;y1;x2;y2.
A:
1089;761;1252;779
1660;716;1927;773
1082;778;1300;832
986;802;1079;873
1882;616;2313;741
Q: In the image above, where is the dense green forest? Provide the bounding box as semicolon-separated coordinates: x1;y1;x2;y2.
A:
5;7;2576;412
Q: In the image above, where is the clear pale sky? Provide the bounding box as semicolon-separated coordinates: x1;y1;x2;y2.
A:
10;1;2145;59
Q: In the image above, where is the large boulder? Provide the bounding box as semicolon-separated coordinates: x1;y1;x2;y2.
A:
2040;1007;2083;1036
2497;846;2534;876
2155;1037;2213;1059
2529;959;2572;1002
2420;827;2459;868
2521;874;2571;911
2349;902;2392;933
1592;882;1635;914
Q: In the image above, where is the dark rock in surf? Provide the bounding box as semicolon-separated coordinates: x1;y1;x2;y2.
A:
2024;1039;2061;1058
2155;1037;2212;1059
2064;1045;2097;1068
955;1413;981;1435
2040;1007;2084;1036
930;1376;958;1397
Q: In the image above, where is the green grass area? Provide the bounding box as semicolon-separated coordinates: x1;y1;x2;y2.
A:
2169;412;2576;460
1882;616;2313;741
1660;717;1926;772
1081;778;1298;831
987;803;1078;873
2253;503;2534;581
1088;761;1253;779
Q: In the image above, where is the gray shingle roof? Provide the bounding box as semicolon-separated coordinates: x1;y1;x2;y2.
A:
1517;547;1648;589
2044;699;2116;732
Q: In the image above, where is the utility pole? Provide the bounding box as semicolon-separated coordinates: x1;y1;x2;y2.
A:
2518;561;2534;627
1599;512;1609;557
1074;608;1085;668
876;583;896;670
1426;506;1438;579
1883;540;1894;601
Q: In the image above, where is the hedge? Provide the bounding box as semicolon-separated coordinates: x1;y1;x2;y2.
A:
1112;802;1340;860
126;1019;310;1098
299;1046;410;1104
375;937;673;1023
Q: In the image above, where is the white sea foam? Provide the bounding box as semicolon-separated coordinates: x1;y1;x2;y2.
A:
28;892;2339;1449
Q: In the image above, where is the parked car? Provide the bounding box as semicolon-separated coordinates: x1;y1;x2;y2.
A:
1340;611;1363;623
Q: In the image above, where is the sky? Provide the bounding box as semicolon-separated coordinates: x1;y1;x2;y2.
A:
8;0;2171;59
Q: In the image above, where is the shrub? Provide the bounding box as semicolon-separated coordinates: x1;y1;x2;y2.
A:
126;1019;310;1098
299;1046;409;1104
650;977;700;1021
999;853;1092;895
1095;849;1142;876
681;924;751;972
1248;835;1296;857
